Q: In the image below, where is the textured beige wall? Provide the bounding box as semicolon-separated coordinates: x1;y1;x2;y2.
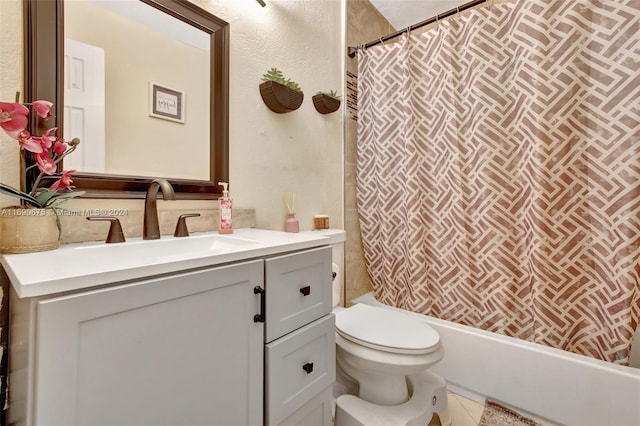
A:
0;0;344;241
0;0;23;204
209;0;345;233
344;0;394;304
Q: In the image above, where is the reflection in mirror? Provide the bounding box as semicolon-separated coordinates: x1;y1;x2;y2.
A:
64;0;210;180
24;0;229;198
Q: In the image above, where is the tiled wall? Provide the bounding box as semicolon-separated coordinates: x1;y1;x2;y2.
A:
344;0;395;304
56;199;256;244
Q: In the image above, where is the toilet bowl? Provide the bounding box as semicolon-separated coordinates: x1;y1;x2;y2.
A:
335;303;444;406
304;229;450;426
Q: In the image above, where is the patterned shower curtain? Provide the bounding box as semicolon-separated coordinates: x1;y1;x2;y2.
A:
356;0;640;364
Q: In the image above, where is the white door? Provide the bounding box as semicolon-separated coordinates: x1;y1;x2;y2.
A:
34;260;264;426
63;38;106;173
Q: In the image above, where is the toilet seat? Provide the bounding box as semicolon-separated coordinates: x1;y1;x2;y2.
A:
335;304;440;355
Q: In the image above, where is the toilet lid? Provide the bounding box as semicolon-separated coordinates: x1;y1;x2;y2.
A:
335;304;440;354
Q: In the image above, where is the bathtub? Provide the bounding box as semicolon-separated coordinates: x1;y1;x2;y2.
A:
354;292;640;426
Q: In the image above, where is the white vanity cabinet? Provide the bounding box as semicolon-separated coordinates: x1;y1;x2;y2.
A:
9;260;264;426
5;230;336;426
264;246;335;426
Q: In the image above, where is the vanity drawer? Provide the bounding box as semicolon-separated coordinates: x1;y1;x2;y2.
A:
265;314;336;426
265;246;332;342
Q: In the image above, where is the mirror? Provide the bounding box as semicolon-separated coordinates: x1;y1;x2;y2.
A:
24;0;229;199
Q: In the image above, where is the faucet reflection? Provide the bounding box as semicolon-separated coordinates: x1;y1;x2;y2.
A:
143;178;176;240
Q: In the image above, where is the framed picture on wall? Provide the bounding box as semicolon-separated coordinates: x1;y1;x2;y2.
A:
149;82;185;123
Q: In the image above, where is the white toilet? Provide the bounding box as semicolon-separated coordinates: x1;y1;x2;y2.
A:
312;229;451;426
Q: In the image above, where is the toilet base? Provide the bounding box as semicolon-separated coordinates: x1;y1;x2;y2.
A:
334;371;451;426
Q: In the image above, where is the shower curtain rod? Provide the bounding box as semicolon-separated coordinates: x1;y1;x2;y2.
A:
347;0;487;58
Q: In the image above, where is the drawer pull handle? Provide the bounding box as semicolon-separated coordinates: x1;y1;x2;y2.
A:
253;286;265;323
302;362;314;374
300;286;311;296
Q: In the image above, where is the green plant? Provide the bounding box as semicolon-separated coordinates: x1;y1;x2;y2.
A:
261;68;302;93
316;90;341;101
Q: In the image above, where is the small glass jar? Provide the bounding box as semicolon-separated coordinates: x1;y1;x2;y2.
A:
285;213;299;233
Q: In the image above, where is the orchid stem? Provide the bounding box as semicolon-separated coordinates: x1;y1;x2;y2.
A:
20;153;26;195
29;173;45;196
27;144;78;197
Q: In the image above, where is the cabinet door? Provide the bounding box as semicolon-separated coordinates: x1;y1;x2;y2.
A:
34;260;264;426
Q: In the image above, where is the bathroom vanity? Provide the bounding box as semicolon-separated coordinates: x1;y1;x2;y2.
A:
2;229;335;426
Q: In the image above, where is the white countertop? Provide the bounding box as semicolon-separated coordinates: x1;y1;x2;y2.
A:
2;228;333;298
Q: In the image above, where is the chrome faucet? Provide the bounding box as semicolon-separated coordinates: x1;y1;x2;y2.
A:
143;178;176;240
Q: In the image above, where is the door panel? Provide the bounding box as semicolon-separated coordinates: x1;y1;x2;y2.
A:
35;261;264;426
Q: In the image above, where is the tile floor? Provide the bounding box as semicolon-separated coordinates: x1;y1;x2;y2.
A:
445;393;485;425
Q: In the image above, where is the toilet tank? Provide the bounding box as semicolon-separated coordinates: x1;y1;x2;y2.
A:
301;229;346;306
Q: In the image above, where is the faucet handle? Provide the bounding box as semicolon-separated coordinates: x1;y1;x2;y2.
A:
174;213;201;237
86;216;126;243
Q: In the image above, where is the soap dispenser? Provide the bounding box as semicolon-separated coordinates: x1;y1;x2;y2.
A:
218;182;233;234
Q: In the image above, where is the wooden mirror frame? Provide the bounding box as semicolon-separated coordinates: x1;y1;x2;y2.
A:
23;0;229;199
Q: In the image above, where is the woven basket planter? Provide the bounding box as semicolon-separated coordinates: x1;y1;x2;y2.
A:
259;81;304;113
0;207;60;254
312;93;341;114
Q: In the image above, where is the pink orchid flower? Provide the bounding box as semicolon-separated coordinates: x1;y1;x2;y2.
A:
39;127;58;150
32;100;53;119
53;140;68;156
49;170;76;191
16;130;44;154
35;153;57;175
0;102;29;139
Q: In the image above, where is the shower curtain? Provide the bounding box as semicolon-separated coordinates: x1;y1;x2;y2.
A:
356;0;640;364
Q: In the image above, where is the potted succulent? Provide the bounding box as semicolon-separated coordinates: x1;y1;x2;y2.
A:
0;93;84;253
312;90;341;114
259;68;304;113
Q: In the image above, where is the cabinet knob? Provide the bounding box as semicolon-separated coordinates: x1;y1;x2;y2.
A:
302;362;314;374
299;286;311;296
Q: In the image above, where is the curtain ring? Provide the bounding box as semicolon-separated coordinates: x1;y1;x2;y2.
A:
379;37;385;45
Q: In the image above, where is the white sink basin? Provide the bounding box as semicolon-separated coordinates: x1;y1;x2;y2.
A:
73;233;262;261
2;228;333;298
